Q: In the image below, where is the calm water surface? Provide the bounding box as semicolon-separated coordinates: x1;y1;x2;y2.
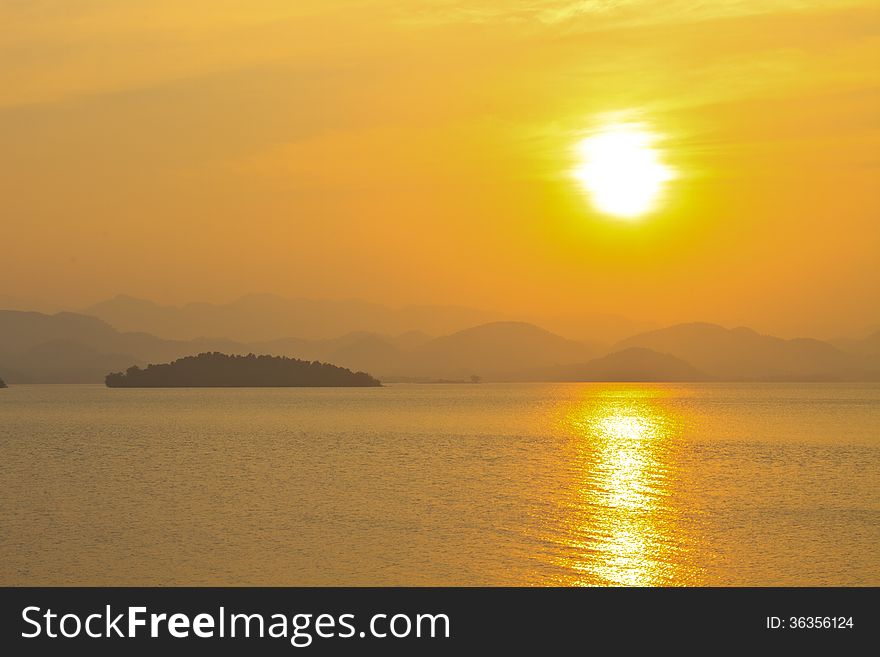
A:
1;383;877;585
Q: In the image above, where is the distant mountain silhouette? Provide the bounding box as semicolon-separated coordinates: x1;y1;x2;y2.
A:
0;310;424;382
84;294;652;345
3;308;878;383
391;330;433;350
105;352;381;387
249;323;600;379
15;339;143;384
85;294;501;342
321;334;405;376
616;322;875;381
0;310;248;383
404;322;600;379
537;347;708;382
833;329;880;357
249;331;407;375
535;312;656;344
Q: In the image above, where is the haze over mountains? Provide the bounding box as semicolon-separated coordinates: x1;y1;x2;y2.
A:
0;295;878;383
84;294;502;342
83;294;650;344
617;323;880;382
0;310;244;383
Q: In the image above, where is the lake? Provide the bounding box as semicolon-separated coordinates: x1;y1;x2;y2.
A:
1;383;877;585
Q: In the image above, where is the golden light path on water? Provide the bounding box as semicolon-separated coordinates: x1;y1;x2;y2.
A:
548;387;702;586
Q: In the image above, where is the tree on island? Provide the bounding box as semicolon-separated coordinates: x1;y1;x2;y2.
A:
0;377;6;388
105;352;382;387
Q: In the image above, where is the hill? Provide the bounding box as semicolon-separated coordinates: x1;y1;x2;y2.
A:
833;329;880;357
4;309;878;383
0;310;248;383
85;294;651;345
615;322;873;380
105;352;381;387
6;312;592;382
539;347;708;382
85;294;500;342
250;322;599;380
405;321;599;379
249;332;407;376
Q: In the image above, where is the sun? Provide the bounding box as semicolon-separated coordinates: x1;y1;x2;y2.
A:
573;122;675;219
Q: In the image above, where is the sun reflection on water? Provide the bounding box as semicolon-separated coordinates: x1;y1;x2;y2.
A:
550;388;695;586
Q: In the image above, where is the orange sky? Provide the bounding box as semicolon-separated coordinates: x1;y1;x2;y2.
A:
1;1;878;338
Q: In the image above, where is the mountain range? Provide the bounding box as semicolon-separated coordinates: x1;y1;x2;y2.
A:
83;294;652;344
0;299;878;383
614;322;875;381
83;294;502;342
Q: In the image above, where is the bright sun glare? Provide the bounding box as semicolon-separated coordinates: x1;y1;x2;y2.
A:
573;122;675;219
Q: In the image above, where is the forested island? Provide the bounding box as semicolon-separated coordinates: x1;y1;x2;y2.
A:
105;352;382;387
